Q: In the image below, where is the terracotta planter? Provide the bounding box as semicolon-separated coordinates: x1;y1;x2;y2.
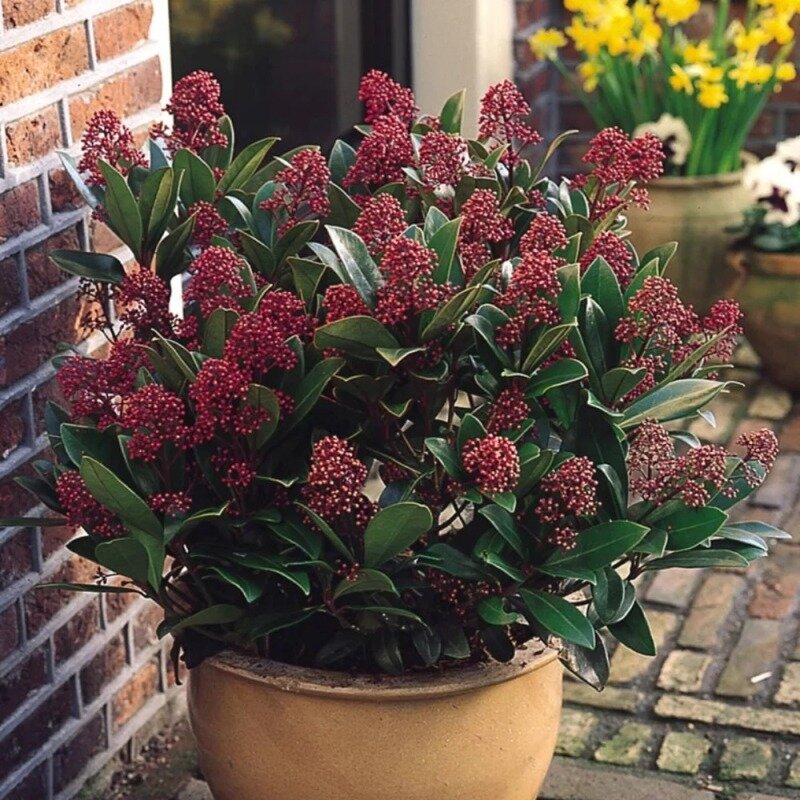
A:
626;157;755;313
188;646;562;800
724;248;800;390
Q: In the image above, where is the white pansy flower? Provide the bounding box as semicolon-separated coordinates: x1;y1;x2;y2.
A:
775;135;800;172
633;113;692;167
743;155;800;227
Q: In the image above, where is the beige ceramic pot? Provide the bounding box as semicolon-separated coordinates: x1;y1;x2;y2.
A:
626;156;755;313
188;646;562;800
724;248;800;390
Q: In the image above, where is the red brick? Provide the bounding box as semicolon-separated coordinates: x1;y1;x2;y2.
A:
52;712;105;792
80;633;127;704
0;646;48;720
0;464;39;518
49;168;84;213
8;762;49;800
0;255;21;315
4;294;90;383
105;587;140;622
53;601;100;664
5;105;62;167
0;26;89;106
24;555;97;638
41;524;77;562
0;605;20;660
90;218;126;254
0;398;26;462
748;544;800;619
0;182;41;244
0;682;73;776
515;0;548;29
0;528;33;592
112;659;159;730
94;1;153;62
69;57;163;139
2;0;54;28
132;602;162;653
25;226;81;300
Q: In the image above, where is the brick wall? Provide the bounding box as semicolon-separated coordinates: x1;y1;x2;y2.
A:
514;0;800;174
0;3;180;799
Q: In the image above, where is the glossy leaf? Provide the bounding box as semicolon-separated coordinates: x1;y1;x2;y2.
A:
520;589;596;648
364;503;433;567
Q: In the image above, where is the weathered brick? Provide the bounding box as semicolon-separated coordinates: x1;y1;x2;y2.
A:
748;544;800;619
0;528;33;591
112;658;159;729
719;737;772;782
0;400;26;464
563;681;640;712
0;26;89;106
80;633;127;704
716;618;783;698
40;523;75;562
594;722;651;766
775;662;800;707
53;600;100;664
25;226;81;300
749;453;800;511
0;646;48;720
645;569;701;609
655;694;800;736
105;586;140;622
5;106;62;167
658;650;711;693
7;762;49;800
610;610;677;684
786;753;800;788
747;383;792;420
132;602;162;653
0;604;20;660
69;57;163;139
49;169;84;214
556;708;598;757
0;182;41;244
52;712;106;792
678;572;745;649
656;732;711;774
3;0;54;28
0;255;21;315
94;1;154;62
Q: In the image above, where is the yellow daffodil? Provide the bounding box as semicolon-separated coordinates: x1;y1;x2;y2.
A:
683;40;715;64
529;28;567;60
669;64;695;94
634;2;663;47
697;64;725;82
760;13;796;45
578;61;604;91
730;59;774;87
776;61;798;81
756;0;800;14
566;19;607;56
626;38;648;61
654;0;701;26
732;22;771;56
696;81;729;108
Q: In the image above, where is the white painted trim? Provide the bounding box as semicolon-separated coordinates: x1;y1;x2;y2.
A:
411;0;514;136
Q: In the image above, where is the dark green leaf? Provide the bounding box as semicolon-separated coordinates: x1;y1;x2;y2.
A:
412;626;442;666
50;249;125;284
98;161;142;254
480;626;516;662
559;636;609;690
608;601;655;656
168;604;244;635
662;507;727;551
326;225;382;305
520;589;596;647
440;89;466;134
314;316;400;361
424;437;462;478
543;521;648;572
478;596;519;625
217;137;278;194
155;215;195;281
333;569;398;599
644;549;748;570
478;504;526;558
363;503;433;567
621;380;727;428
174;149;216;205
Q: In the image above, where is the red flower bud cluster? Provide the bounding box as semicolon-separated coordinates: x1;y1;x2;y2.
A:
152;70;227;156
116;268;177;340
322;284;371;322
185;246;253;317
487;385;530;433
736;428;779;486
458;189;514;279
352;194;407;255
478;80;542;165
462;434;520;496
56;471;125;539
259;149;331;236
344;114;414;190
122;384;191;462
223;308;301;378
535;457;599;549
358;69;418;127
496;250;562;347
188;201;228;248
189;358;252;444
150;491;192;516
58;340;144;428
580;231;634;287
425;569;493;620
702;299;743;363
418;131;471;195
79;110;146;186
211;449;257;490
583;128;665;187
519;213;568;256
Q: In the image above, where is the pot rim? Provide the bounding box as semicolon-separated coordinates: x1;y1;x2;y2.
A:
728;245;800;277
651;152;756;190
200;643;560;701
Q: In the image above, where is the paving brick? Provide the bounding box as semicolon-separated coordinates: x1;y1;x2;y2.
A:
556;708;598;757
610;610;677;684
657;732;711;774
719;737;773;782
646;569;701;609
750;385;794;421
655;694;800;736
678;572;745;649
779;411;800;452
716;619;783;698
594;722;652;766
786;753;800;788
658;650;712;693
540;759;716;800
775;662;800;707
563;681;640;712
750;453;800;511
748;544;800;619
688;393;743;444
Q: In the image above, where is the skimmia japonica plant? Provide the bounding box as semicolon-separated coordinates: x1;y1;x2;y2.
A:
6;70;787;685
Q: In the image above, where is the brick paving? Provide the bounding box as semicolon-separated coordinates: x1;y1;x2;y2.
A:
100;343;800;800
